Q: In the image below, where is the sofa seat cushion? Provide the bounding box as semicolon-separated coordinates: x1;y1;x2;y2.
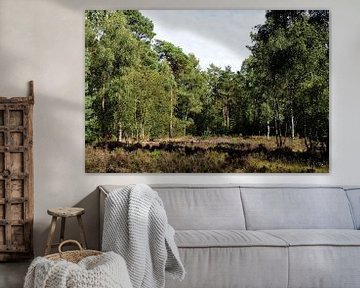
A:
166;246;289;288
175;230;288;248
262;229;360;246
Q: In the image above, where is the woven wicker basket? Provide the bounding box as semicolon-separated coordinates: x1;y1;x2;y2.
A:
45;240;102;263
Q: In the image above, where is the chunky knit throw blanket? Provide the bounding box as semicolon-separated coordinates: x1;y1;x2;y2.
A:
24;251;132;288
102;184;185;288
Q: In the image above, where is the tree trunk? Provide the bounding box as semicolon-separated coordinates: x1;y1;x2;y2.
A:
223;103;230;130
267;121;270;139
226;110;230;130
140;124;145;140
118;122;122;142
274;97;283;148
183;113;188;136
169;86;173;138
278;124;283;148
291;109;295;140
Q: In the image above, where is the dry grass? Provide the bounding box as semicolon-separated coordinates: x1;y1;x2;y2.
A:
85;136;328;173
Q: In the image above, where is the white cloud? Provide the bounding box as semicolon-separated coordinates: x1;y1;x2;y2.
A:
140;10;266;71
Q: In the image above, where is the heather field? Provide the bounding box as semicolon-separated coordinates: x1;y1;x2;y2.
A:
85;136;328;173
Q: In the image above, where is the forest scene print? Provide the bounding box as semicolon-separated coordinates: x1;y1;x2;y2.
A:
85;10;329;173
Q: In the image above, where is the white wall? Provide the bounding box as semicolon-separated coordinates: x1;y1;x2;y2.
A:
0;0;359;256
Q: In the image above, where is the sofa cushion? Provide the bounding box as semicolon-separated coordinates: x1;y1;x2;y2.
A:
175;230;287;248
154;186;246;230
260;230;360;288
100;185;246;230
241;187;355;230
345;188;360;229
287;246;360;288
165;246;289;288
261;229;360;246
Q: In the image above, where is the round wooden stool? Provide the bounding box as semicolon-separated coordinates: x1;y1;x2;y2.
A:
45;207;87;255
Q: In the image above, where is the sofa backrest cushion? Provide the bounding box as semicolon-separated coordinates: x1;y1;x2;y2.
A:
153;186;246;230
240;187;355;230
345;188;360;229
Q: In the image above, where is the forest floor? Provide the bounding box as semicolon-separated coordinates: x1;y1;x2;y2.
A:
85;136;329;173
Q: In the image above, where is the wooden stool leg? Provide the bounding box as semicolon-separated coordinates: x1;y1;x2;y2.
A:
77;215;87;249
60;217;66;243
45;216;57;255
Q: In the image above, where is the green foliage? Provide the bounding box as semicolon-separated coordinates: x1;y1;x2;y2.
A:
155;41;208;136
85;9;329;163
246;10;329;150
122;10;155;42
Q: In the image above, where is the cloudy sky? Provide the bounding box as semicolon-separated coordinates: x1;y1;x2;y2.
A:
140;10;266;71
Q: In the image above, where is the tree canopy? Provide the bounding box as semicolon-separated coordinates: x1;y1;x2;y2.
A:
85;10;329;155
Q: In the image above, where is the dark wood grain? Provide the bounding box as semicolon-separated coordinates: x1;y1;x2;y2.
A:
0;81;34;261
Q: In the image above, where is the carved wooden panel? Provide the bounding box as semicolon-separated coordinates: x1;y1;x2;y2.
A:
0;81;34;261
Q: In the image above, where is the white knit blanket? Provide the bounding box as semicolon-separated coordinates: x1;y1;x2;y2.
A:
24;251;132;288
102;184;185;288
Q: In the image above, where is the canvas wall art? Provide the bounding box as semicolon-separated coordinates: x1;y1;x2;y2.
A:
85;10;329;173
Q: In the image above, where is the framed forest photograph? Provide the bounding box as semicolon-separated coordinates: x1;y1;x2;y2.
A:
85;10;329;173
